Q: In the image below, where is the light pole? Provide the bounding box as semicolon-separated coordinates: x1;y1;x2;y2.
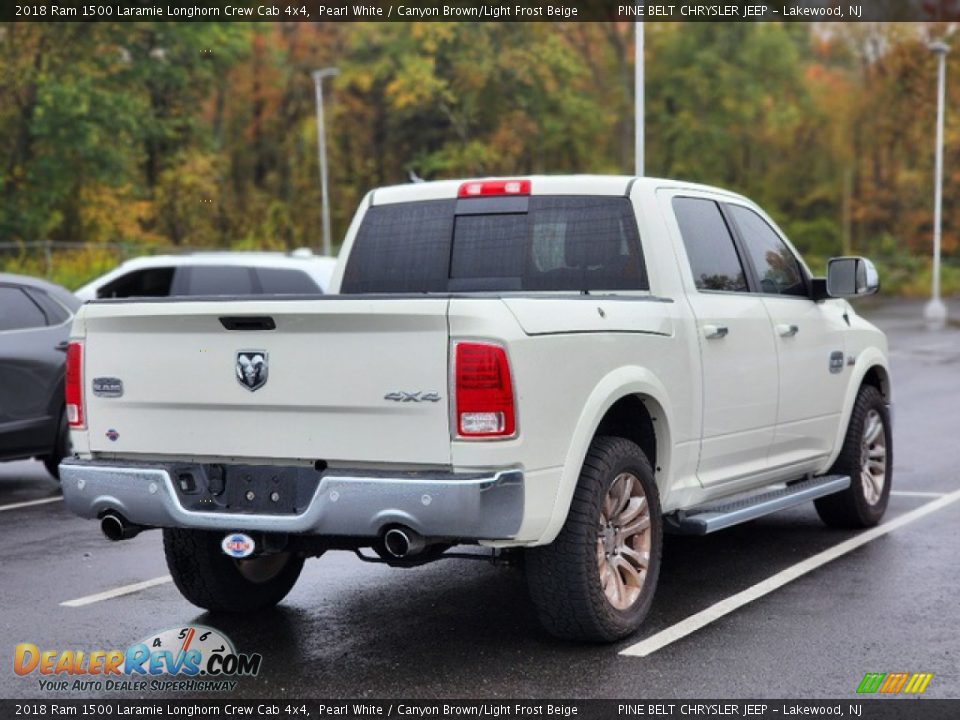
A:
312;67;339;256
635;21;644;177
925;41;949;330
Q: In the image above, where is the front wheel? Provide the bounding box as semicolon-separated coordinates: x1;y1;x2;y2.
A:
525;436;663;642
163;529;304;613
815;384;892;528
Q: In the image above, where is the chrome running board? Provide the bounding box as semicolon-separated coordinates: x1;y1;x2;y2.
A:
665;475;851;535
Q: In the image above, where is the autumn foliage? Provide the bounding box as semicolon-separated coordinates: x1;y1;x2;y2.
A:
0;22;957;293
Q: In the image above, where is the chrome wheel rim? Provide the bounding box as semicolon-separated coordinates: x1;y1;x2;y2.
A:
597;472;652;611
235;553;290;584
860;409;887;506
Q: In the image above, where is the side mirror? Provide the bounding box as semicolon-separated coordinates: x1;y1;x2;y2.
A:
826;257;879;298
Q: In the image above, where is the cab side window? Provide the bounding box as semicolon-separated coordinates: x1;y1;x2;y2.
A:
726;205;807;297
672;197;748;292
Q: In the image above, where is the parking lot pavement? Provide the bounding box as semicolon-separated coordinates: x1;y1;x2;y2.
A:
2;299;959;700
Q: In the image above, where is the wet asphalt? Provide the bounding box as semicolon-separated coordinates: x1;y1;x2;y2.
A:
1;299;958;700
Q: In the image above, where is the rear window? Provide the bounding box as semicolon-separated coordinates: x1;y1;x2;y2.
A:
341;196;647;294
179;266;255;295
255;267;321;294
342;199;455;294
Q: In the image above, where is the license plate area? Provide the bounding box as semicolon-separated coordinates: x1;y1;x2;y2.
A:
169;463;323;516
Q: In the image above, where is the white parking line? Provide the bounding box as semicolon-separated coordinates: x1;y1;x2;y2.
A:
620;488;960;658
60;576;173;608
0;497;63;512
891;490;947;498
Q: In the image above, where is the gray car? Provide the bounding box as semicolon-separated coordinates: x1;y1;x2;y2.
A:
0;273;81;479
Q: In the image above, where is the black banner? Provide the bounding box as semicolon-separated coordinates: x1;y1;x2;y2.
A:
2;700;959;720
5;0;960;24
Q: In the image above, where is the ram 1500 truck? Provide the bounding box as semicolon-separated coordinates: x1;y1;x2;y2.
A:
60;176;892;641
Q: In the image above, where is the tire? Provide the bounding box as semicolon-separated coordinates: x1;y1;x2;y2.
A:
525;436;663;642
163;528;304;613
43;409;70;481
815;384;892;529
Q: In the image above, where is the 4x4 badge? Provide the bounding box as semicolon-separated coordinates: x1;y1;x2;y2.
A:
384;391;441;403
236;351;268;391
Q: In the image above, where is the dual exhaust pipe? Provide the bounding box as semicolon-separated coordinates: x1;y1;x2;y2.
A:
100;513;433;562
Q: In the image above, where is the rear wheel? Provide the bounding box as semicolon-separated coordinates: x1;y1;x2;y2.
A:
43;409;70;481
163;528;304;612
525;436;662;642
815;384;892;528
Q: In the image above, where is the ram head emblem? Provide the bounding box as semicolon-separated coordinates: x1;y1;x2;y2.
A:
236;351;269;392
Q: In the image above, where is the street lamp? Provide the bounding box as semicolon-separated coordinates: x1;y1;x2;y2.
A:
312;67;339;256
925;41;949;330
635;21;644;177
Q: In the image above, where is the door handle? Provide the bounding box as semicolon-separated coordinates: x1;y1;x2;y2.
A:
55;340;69;352
776;324;800;338
703;325;729;340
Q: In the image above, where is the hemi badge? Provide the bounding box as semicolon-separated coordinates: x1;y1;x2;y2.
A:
92;377;124;398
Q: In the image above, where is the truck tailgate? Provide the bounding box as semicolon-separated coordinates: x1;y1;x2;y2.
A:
79;298;452;465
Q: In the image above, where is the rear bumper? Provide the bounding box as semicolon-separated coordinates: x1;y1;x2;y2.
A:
59;459;524;540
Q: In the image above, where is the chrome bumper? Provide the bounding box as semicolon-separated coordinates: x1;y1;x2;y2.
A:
59;459;524;540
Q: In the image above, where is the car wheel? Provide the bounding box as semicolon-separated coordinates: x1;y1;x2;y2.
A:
815;384;892;528
525;436;663;642
163;528;304;613
43;409;71;482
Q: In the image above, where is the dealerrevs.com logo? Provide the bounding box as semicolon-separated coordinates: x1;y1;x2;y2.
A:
14;625;262;693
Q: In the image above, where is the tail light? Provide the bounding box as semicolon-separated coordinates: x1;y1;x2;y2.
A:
454;342;516;438
458;179;531;198
65;342;85;428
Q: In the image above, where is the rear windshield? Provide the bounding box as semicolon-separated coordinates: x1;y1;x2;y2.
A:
341;196;648;293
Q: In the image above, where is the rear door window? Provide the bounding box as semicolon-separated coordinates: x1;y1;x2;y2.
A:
342;196;647;293
672;197;748;293
0;286;47;331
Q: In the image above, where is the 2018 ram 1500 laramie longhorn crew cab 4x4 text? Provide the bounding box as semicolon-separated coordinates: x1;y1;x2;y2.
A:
60;176;891;641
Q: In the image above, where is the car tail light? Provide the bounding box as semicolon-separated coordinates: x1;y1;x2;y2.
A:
454;342;515;438
66;342;85;428
458;179;531;198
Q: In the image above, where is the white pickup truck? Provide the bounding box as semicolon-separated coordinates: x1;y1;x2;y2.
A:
61;176;892;641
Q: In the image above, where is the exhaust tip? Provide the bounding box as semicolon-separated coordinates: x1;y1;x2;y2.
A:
100;513;141;542
383;528;410;558
383;527;426;558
